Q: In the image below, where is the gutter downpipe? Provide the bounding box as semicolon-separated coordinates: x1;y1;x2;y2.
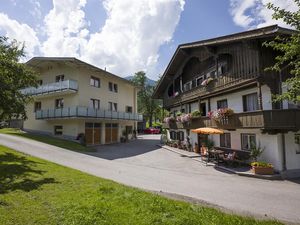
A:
279;69;287;172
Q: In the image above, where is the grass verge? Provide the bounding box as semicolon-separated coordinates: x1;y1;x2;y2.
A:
0;145;282;225
0;128;93;152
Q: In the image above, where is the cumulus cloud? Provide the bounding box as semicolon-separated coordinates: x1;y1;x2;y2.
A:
230;0;299;29
1;0;185;78
40;0;88;57
0;13;40;58
82;0;185;78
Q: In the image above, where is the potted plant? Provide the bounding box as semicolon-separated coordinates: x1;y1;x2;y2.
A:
251;161;274;175
191;110;201;118
250;143;264;161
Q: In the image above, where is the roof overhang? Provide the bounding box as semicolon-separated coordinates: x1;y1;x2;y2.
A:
152;25;296;99
26;57;136;87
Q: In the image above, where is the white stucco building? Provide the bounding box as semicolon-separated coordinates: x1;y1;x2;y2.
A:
22;57;142;145
153;25;300;177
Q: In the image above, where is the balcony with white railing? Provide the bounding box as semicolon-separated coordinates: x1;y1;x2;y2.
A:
35;106;143;121
20;80;78;97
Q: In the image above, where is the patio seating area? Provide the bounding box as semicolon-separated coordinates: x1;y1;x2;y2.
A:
160;144;282;180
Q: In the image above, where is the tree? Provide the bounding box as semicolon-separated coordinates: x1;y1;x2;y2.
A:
131;71;160;127
0;36;37;121
264;0;300;102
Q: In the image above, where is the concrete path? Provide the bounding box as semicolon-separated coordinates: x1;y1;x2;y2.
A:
1;133;300;224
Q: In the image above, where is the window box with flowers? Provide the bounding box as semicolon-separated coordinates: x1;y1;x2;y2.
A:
201;77;214;86
251;162;274;175
207;108;234;123
163;117;176;124
179;113;192;123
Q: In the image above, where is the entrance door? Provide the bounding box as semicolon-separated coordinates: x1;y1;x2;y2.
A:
85;122;101;145
197;134;208;146
105;123;118;144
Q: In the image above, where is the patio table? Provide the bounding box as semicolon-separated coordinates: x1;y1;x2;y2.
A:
210;149;224;165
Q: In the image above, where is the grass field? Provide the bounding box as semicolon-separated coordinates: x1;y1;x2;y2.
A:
0;128;93;152
0;145;282;225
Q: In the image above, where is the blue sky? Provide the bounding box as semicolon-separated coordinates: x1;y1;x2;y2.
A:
0;0;297;80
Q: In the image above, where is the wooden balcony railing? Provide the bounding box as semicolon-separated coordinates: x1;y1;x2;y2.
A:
163;109;300;132
164;77;257;108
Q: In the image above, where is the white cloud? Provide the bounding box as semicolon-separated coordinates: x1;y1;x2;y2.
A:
1;0;185;79
82;0;185;78
40;0;88;57
230;0;298;29
0;13;40;58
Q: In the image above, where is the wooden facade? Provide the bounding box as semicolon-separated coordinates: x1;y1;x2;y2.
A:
153;25;299;133
163;109;300;133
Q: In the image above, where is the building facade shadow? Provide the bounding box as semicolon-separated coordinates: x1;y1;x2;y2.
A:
86;135;161;160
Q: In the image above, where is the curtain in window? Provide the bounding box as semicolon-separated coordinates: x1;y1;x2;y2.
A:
244;93;258;111
241;134;249;150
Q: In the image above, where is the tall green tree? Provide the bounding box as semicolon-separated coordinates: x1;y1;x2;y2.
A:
132;71;160;127
264;0;300;102
0;36;37;120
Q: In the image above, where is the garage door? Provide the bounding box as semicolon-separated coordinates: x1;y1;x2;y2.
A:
85;123;101;145
105;123;118;144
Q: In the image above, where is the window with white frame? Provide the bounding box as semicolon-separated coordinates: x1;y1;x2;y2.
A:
217;99;228;109
90;99;100;109
126;106;133;113
177;131;184;141
183;81;192;92
55;98;64;108
241;133;256;151
109;82;118;92
34;102;41;112
90;76;100;88
54;125;63;135
170;131;176;140
55;74;64;82
220;133;231;148
109;102;118;111
196;75;206;86
243;93;259;112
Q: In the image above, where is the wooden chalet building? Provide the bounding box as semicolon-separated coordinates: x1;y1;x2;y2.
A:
153;25;300;177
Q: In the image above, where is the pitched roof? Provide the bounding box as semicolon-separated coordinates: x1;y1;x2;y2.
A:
26;57;135;86
152;25;295;99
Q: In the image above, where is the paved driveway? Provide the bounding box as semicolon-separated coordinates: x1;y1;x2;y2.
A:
1;133;300;224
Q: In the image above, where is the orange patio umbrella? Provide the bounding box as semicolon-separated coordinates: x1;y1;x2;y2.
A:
191;127;224;134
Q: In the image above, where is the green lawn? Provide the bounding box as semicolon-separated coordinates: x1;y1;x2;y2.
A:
0;145;282;225
0;128;93;152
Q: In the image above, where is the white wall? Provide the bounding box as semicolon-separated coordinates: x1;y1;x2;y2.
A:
209;129;283;171
285;132;300;170
261;85;272;110
190;102;198;112
210;85;272;113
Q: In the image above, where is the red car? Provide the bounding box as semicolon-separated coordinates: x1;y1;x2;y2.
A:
143;127;160;134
